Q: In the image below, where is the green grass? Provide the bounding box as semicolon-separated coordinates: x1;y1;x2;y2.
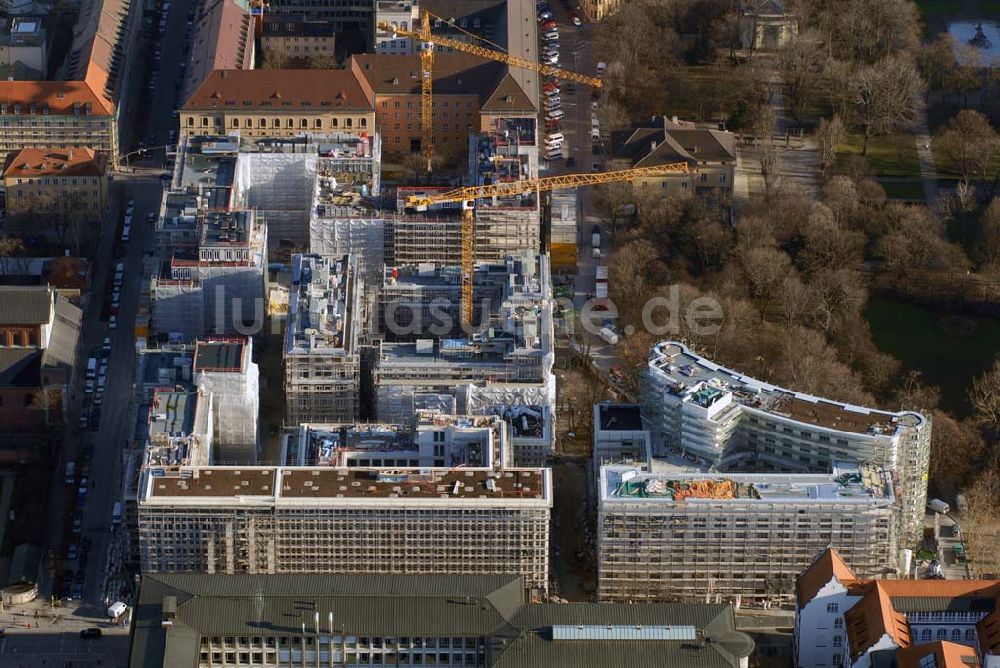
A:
878;179;926;201
836;133;922;178
866;297;1000;417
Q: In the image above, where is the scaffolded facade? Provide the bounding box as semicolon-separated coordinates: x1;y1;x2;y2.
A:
284;254;363;424
137;466;551;596
597;464;899;603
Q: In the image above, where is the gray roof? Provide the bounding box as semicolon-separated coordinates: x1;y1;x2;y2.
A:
0;285;52;325
495;603;754;668
612;117;736;169
130;574;752;668
0;348;41;386
890;596;996;613
41;293;81;370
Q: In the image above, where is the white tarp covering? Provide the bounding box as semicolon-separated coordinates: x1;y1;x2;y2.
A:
234;152;317;248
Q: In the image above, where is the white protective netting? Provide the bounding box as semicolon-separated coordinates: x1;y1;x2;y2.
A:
194;359;260;464
234;152;317;248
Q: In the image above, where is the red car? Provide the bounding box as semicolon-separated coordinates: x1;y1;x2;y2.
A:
542;20;557;30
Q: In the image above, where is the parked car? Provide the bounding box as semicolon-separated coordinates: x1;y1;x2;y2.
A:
102;336;112;354
80;628;102;640
109;315;117;330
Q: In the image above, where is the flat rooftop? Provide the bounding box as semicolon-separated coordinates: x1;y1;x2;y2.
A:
649;342;925;436
177;136;237;210
144;467;548;501
601;463;894;505
193;338;245;372
285;254;357;355
149;391;196;437
598;404;643;432
200;210;251;246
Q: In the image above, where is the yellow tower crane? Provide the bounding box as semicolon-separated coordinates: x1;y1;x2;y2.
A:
405;162;691;327
378;12;604;172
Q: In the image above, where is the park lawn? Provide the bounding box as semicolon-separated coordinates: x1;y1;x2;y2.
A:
878;179;926;201
836;133;922;178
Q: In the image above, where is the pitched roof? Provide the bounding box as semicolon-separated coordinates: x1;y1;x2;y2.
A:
130;574;753;668
0;80;114;116
612;116;736;169
0;285;52;324
0;348;41;387
63;0;134;112
3;148;107;178
978;610;1000;655
845;582;911;661
183;68;375;111
351;53;516;104
481;72;535;113
896;641;980;668
796;548;858;607
183;0;254;103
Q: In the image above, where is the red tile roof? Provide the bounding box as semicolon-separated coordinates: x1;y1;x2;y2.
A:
0;80;114;116
846;582;911;661
897;641;979;668
3;148;107;178
183;68;374;111
796;548;858;607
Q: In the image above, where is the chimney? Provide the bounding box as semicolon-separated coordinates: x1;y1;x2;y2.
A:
161;595;177;628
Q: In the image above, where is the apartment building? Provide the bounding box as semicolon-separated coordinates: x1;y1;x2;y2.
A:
283;411;513;470
643;341;932;549
180;66;375;139
130;573;755;668
597;463;899;603
2;148;108;232
374;252;555;464
610;116;736;199
580;0;620;21
351;54;535;157
182;0;255;105
0;0;142;162
0;16;47;79
795;548;1000;668
136;465;552;595
259;0;374;34
260;15;335;62
284;254;363;424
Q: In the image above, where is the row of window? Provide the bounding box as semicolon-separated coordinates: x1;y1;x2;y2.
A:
189;116;367;129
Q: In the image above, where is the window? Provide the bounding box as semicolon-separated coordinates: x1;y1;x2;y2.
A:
966;628;977;642
346;118;353;127
259;118;267;127
361;117;367;127
833;635;842;647
826;603;838;613
187;117;194;127
201;117;209;127
919;655;937;668
937;629;947;640
287;119;293;128
921;629;932;642
245;119;252;128
232;119;239;127
315;119;322;128
951;628;962;642
833;619;843;629
301;119;308;128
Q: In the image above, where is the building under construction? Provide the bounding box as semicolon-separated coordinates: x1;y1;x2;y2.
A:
597;463;899;604
284;253;364;424
373;251;555;465
137;465;551;596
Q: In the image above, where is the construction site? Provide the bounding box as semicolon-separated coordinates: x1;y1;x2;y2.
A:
597;462;899;604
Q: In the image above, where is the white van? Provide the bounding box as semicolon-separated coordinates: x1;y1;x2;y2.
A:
544;150;563;161
547;132;564;143
546;109;564;120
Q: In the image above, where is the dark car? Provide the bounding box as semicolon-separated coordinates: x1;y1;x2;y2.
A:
80;628;102;640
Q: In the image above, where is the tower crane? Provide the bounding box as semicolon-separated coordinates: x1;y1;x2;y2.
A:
378;12;604;172
404;162;691;327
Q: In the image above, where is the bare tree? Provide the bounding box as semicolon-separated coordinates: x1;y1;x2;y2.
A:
736;245;793;321
779;31;825;125
969;360;1000;431
962;467;1000;578
851;55;924;155
262;43;290;70
978;199;1000;268
934;109;1000;185
815;115;846;175
309;52;337;69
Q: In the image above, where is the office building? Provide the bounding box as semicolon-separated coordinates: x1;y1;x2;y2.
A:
643;341;932;548
597;463;899;603
374;0;505;54
284;254;363;424
130;573;755;668
136;465;552;594
181;66;375;139
352;53;535;157
795;548;1000;668
260;15;335;63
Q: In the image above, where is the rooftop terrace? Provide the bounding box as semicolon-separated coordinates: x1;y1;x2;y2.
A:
649;342;925;436
285;254;358;356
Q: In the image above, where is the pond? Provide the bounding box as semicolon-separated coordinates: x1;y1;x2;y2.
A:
946;20;1000;63
865;296;1000;417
